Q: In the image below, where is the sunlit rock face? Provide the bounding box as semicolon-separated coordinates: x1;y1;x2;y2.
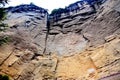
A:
49;0;120;47
56;34;120;80
3;0;120;58
0;0;120;80
4;3;48;54
46;0;105;55
4;1;95;55
46;33;87;55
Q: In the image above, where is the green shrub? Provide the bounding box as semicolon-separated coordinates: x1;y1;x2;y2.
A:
2;75;9;80
0;74;2;79
0;23;8;31
0;8;6;20
0;36;10;46
0;0;9;31
0;74;9;80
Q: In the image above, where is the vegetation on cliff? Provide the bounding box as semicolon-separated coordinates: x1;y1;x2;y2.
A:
0;0;120;79
0;0;9;46
0;0;8;20
0;74;9;80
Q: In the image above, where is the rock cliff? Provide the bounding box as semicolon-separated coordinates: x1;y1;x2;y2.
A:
0;0;120;80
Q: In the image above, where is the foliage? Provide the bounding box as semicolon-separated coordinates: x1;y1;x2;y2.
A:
0;74;2;79
50;9;58;15
0;0;9;46
0;8;6;20
0;36;10;46
50;8;66;16
0;0;8;20
0;23;8;31
0;74;9;80
2;75;9;80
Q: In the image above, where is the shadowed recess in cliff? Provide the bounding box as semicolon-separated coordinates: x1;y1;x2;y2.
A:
43;13;50;54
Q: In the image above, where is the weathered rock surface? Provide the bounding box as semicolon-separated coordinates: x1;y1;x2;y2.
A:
50;0;120;47
1;33;120;80
56;34;120;80
4;4;48;54
0;0;120;80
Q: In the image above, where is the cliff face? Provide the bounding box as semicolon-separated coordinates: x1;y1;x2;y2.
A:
45;0;120;55
1;34;120;80
46;0;102;55
0;0;120;80
47;0;120;55
3;0;110;55
49;0;120;46
4;3;48;54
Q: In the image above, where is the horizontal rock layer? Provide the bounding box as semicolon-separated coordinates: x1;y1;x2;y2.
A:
0;0;120;80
